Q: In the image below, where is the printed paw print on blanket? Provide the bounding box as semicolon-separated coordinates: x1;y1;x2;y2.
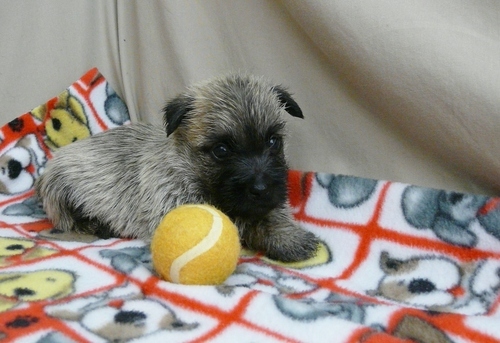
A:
273;292;369;323
2;196;46;220
316;173;378;208
402;186;500;247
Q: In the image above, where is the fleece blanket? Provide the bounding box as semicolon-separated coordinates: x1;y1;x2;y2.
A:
0;68;499;343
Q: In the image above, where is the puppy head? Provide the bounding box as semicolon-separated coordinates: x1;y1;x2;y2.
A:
163;74;303;220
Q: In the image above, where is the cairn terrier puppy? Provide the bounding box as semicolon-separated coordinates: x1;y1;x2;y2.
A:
36;74;319;262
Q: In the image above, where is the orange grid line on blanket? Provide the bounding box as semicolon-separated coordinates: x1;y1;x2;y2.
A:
71;69;108;132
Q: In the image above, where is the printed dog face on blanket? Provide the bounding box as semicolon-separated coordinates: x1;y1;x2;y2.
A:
46;283;198;342
53;299;198;341
31;90;91;150
35;74;319;262
0;269;75;312
0;147;34;195
0;132;47;195
0;237;57;267
369;251;462;309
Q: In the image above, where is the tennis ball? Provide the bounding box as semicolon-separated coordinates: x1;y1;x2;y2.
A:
151;204;241;285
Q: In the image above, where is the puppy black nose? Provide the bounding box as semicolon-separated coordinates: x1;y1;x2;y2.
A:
249;180;268;197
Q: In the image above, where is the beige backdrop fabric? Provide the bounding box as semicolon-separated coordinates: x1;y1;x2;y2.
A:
0;1;498;195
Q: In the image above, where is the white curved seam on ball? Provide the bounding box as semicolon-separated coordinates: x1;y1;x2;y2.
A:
170;205;223;283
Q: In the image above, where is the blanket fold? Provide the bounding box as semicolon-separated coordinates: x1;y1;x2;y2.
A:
0;68;499;343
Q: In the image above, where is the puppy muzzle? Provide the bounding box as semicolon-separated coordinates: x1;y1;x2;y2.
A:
248;173;271;198
234;156;287;216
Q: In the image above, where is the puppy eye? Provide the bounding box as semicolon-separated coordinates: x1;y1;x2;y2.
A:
266;135;282;150
212;143;230;160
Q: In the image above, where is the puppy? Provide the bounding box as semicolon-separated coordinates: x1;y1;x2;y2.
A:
35;74;319;262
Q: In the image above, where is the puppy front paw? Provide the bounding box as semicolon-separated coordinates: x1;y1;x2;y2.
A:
238;207;321;263
265;228;320;263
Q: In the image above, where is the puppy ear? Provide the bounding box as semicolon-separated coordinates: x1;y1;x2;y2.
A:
163;95;194;136
273;86;304;119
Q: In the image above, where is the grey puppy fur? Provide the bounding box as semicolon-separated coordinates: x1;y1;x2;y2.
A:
35;74;319;262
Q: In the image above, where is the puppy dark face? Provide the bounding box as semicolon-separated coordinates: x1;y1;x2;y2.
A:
200;119;290;219
163;74;303;220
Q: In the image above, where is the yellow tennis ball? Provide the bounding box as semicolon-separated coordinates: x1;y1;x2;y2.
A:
151;204;241;285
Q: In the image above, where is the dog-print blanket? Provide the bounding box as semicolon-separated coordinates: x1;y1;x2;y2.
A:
0;68;499;343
